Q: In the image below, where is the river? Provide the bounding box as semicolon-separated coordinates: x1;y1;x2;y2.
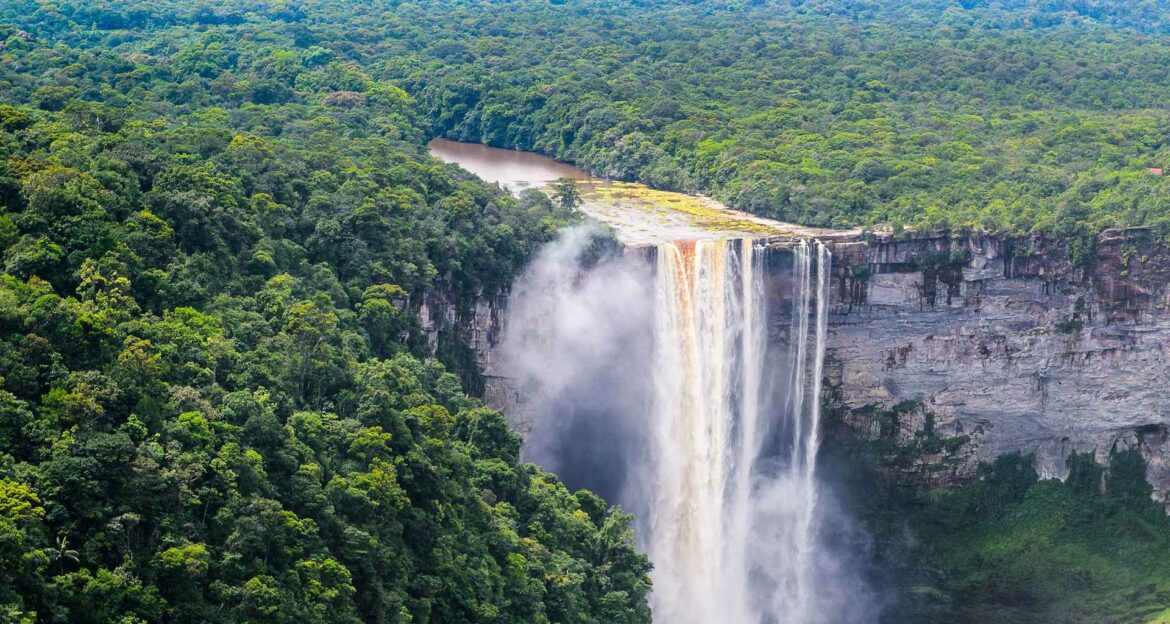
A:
428;138;589;194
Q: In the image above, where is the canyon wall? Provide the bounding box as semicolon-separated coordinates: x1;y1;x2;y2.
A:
415;288;530;423
445;227;1170;495
822;228;1170;495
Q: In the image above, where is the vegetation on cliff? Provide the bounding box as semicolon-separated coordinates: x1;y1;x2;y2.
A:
0;2;651;622
826;402;1170;624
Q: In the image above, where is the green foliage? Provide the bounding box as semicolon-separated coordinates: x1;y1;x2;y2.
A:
905;450;1170;624
824;399;1170;622
550;178;582;214
381;0;1170;235
0;3;645;621
835;417;1170;623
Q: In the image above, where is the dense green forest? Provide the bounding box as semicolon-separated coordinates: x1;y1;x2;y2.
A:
0;1;651;622
881;452;1170;624
826;403;1170;624
11;0;1170;236
394;0;1170;235
5;1;1170;622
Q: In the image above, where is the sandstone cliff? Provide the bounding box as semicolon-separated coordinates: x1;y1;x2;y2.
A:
823;228;1170;495
441;227;1170;495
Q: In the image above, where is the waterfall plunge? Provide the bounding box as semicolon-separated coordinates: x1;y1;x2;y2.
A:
648;239;831;624
501;228;838;623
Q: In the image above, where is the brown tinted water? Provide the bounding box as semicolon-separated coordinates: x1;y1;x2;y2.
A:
428;138;853;246
428;138;589;193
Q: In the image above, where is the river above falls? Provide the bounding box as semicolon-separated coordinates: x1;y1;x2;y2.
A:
429;138;590;192
428;138;852;246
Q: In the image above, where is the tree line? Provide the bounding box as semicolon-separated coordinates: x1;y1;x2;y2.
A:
0;1;651;622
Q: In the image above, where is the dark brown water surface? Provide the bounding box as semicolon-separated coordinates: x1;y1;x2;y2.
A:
428;138;589;193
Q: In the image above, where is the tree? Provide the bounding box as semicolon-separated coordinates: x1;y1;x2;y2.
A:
44;534;79;572
550;177;582;213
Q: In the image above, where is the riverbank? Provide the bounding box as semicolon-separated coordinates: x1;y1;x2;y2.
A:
431;138;855;246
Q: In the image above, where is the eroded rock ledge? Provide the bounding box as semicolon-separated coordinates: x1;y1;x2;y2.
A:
438;226;1170;497
821;227;1170;495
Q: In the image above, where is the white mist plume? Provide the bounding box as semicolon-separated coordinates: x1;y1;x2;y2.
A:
499;224;654;499
500;226;874;624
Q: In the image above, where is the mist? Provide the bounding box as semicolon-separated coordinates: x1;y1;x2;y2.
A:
498;224;655;507
498;225;877;623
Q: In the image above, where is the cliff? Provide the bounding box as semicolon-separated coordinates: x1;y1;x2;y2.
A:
823;227;1170;495
446;227;1170;496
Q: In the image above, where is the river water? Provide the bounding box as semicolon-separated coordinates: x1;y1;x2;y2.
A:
428;138;589;193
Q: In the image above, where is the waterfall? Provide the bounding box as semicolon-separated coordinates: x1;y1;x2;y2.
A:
767;239;833;621
647;238;832;624
500;228;838;624
648;239;759;623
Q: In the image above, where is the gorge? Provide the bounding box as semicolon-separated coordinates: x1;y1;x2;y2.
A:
431;141;1170;499
433;140;869;621
430;140;1170;494
427;142;1170;619
428;135;1170;622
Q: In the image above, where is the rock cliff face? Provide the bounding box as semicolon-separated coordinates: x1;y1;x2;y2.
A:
822;228;1170;495
451;228;1170;495
415;288;532;424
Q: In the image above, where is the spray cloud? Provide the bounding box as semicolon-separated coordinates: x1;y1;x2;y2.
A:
499;225;875;623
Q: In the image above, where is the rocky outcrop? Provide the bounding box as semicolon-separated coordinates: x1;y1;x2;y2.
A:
448;227;1170;496
823;228;1170;495
415;287;540;430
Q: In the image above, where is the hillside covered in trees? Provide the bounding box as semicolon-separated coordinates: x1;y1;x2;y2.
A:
396;0;1170;237
13;0;1170;239
0;1;651;622
5;1;1170;622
